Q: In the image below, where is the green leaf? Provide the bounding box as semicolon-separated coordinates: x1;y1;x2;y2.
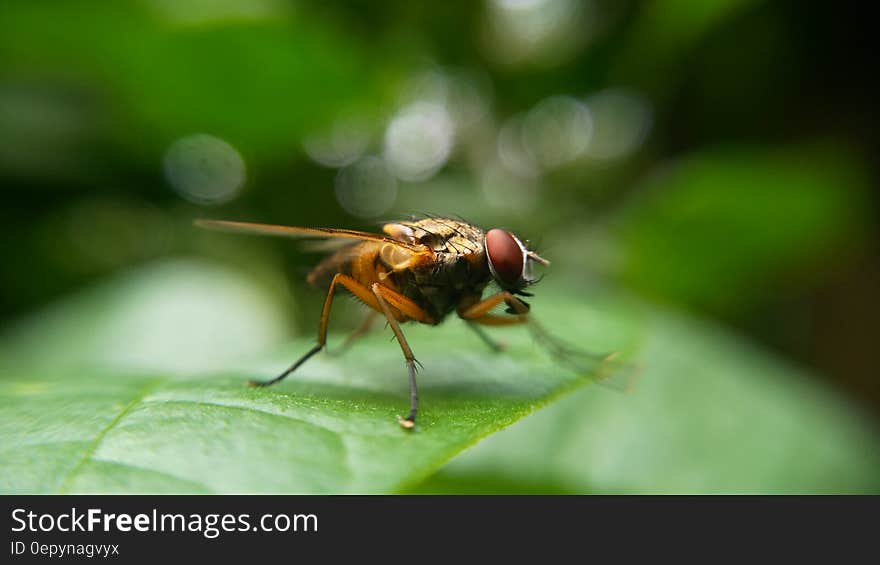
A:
0;261;641;494
412;299;880;494
0;258;291;375
3;260;876;494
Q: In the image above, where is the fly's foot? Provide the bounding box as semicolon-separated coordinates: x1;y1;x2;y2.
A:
397;416;416;430
559;349;639;392
247;377;283;388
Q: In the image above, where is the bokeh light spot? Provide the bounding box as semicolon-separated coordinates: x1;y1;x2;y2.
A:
303;118;371;168
497;114;541;178
383;101;455;182
522;95;593;169
334;156;398;218
163;134;246;205
483;0;595;68
583;89;653;160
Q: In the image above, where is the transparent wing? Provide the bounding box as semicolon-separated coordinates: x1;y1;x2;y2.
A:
195;219;426;253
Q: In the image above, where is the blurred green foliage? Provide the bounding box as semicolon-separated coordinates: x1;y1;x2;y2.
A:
1;0;878;492
0;1;390;162
611;144;871;315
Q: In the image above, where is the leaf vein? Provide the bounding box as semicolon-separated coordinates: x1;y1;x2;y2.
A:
57;376;168;494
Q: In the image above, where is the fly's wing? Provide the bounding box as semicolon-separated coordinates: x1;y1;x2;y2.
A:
305;240;375;288
195;219;426;252
196;219;433;288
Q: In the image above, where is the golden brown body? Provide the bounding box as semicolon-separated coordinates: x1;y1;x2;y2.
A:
307;218;492;323
196;216;551;429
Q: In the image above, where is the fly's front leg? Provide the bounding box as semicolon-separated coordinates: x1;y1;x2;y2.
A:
465;322;507;352
370;283;433;430
458;292;530;352
248;274;381;388
458;291;530;320
524;314;630;389
458;292;624;385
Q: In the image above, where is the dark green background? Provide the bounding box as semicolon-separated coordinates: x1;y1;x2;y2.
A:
1;1;878;491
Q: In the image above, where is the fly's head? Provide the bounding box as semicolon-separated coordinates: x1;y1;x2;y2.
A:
484;228;549;299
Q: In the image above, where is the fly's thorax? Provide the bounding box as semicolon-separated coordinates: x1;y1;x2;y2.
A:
374;217;495;321
383;218;485;256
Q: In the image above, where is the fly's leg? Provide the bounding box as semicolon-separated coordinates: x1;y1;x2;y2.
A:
465;314;531;351
465;322;507;352
524;315;633;389
326;311;378;357
458;291;629;388
459;292;530;351
370;282;434;430
247;343;324;388
458;291;529;318
459;292;529;324
247;274;382;388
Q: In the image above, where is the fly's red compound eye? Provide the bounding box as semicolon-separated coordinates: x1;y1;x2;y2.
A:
485;228;525;288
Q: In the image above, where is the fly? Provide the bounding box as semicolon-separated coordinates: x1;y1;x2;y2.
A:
196;217;621;429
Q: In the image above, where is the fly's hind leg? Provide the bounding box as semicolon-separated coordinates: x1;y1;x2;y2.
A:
369;282;434;430
247;274;381;388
